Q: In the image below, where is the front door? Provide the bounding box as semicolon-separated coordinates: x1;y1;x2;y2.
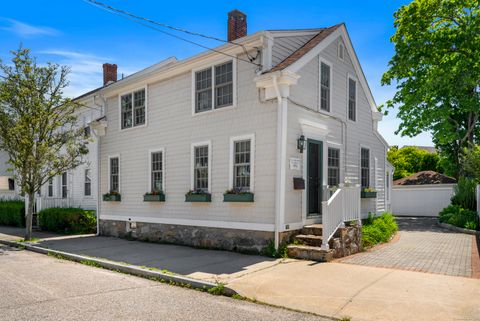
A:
307;139;323;217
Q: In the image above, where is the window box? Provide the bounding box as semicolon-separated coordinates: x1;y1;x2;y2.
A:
185;191;211;202
361;191;377;199
223;192;254;202
143;193;165;202
103;193;121;202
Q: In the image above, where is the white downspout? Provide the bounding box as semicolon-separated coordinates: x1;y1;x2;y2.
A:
273;75;287;249
93;95;105;236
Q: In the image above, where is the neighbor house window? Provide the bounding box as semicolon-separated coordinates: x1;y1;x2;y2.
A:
48;179;53;197
84;169;91;196
8;178;14;191
232;138;252;191
121;89;146;129
348;78;356;121
361;148;370;188
193;145;209;192
328;148;340;187
109;157;119;193
61;172;68;198
150;151;164;192
320;62;331;112
195;61;233;113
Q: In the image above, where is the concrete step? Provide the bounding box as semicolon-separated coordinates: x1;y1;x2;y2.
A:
301;224;323;236
287;245;333;262
295;234;323;247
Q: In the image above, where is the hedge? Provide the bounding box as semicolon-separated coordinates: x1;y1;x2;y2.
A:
439;204;479;230
0;199;25;227
362;212;398;248
38;207;96;234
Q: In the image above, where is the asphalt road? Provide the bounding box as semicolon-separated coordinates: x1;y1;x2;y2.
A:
0;245;328;321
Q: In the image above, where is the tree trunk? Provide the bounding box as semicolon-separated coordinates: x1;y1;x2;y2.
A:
24;192;35;241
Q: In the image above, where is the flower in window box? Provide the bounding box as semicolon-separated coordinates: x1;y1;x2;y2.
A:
103;191;121;202
185;189;211;202
361;187;377;198
144;190;165;202
223;188;254;202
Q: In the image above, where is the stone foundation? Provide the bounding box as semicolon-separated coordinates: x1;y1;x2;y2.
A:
328;224;362;258
99;219;298;254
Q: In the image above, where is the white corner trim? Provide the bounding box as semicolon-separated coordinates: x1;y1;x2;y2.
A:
100;215;275;232
229;134;255;192
190;140;212;192
148;147;166;193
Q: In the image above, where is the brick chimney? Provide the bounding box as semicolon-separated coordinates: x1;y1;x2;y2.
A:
228;10;247;42
102;63;117;85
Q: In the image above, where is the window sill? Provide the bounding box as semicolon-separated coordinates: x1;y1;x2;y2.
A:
119;123;147;132
192;104;236;117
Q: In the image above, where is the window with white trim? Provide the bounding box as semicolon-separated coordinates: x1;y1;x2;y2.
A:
195;61;233;113
348;78;356;121
84;169;91;196
361;148;370;188
150;151;164;192
109;157;119;193
193;145;209;192
121;89;145;129
338;42;345;61
320;62;331;112
47;179;53;197
233;139;251;191
61;172;68;199
328;148;340;187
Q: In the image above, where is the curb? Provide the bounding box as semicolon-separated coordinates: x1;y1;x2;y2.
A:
437;222;480;235
0;239;237;296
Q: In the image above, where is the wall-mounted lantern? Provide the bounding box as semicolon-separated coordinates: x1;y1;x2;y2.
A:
297;135;306;153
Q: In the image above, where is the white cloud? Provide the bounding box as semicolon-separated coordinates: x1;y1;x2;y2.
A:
0;18;59;37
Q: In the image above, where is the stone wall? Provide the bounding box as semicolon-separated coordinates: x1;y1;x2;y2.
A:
328;224;362;258
99;219;289;254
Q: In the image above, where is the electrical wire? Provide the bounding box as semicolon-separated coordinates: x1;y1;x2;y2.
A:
83;0;261;66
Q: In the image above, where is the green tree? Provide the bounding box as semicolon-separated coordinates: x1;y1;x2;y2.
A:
463;145;480;181
0;48;88;240
387;146;440;180
382;0;480;177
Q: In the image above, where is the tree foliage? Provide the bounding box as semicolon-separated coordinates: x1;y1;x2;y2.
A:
462;145;480;180
387;146;441;180
382;0;480;174
0;48;88;239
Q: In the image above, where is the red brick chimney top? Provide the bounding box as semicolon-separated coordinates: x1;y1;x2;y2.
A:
228;10;247;42
102;63;117;85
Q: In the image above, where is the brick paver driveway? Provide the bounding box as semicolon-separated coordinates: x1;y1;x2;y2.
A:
341;217;478;277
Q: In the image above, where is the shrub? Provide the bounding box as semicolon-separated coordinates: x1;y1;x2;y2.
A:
38;207;96;234
451;177;477;211
0;199;25;227
362;212;398;248
439;204;478;230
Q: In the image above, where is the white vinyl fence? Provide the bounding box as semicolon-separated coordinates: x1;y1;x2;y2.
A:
391;184;456;217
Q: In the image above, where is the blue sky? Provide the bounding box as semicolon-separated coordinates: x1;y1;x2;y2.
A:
0;0;433;147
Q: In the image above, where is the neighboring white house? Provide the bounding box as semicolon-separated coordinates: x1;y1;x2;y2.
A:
58;10;392;253
0;149;17;199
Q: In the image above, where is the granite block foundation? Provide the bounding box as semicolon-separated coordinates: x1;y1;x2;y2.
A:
99;219;297;254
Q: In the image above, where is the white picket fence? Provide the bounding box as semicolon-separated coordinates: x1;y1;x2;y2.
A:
321;184;361;250
35;197;96;212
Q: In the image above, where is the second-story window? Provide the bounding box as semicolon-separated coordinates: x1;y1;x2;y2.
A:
320;62;331;112
121;89;146;129
195;61;233;113
348;78;356;121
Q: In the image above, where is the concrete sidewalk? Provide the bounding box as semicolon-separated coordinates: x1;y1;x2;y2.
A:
1;226;479;321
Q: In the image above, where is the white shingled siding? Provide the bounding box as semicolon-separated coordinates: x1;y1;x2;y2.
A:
272;34;316;67
286;35;387;223
99;57;278;227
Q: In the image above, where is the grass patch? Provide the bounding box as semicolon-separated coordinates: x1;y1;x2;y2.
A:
207;283;226;295
362;212;398;248
17;237;41;243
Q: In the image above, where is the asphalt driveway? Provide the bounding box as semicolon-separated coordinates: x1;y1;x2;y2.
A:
340;217;479;278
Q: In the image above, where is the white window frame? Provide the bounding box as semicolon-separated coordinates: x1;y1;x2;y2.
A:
191;58;237;116
148;148;166;193
229;134;255;192
84;168;92;197
61;172;68;199
337;41;345;61
108;154;121;193
318;57;333;114
347;74;357;122
47;178;54;198
190;141;212;193
359;145;371;189
118;86;148;131
327;146;341;187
